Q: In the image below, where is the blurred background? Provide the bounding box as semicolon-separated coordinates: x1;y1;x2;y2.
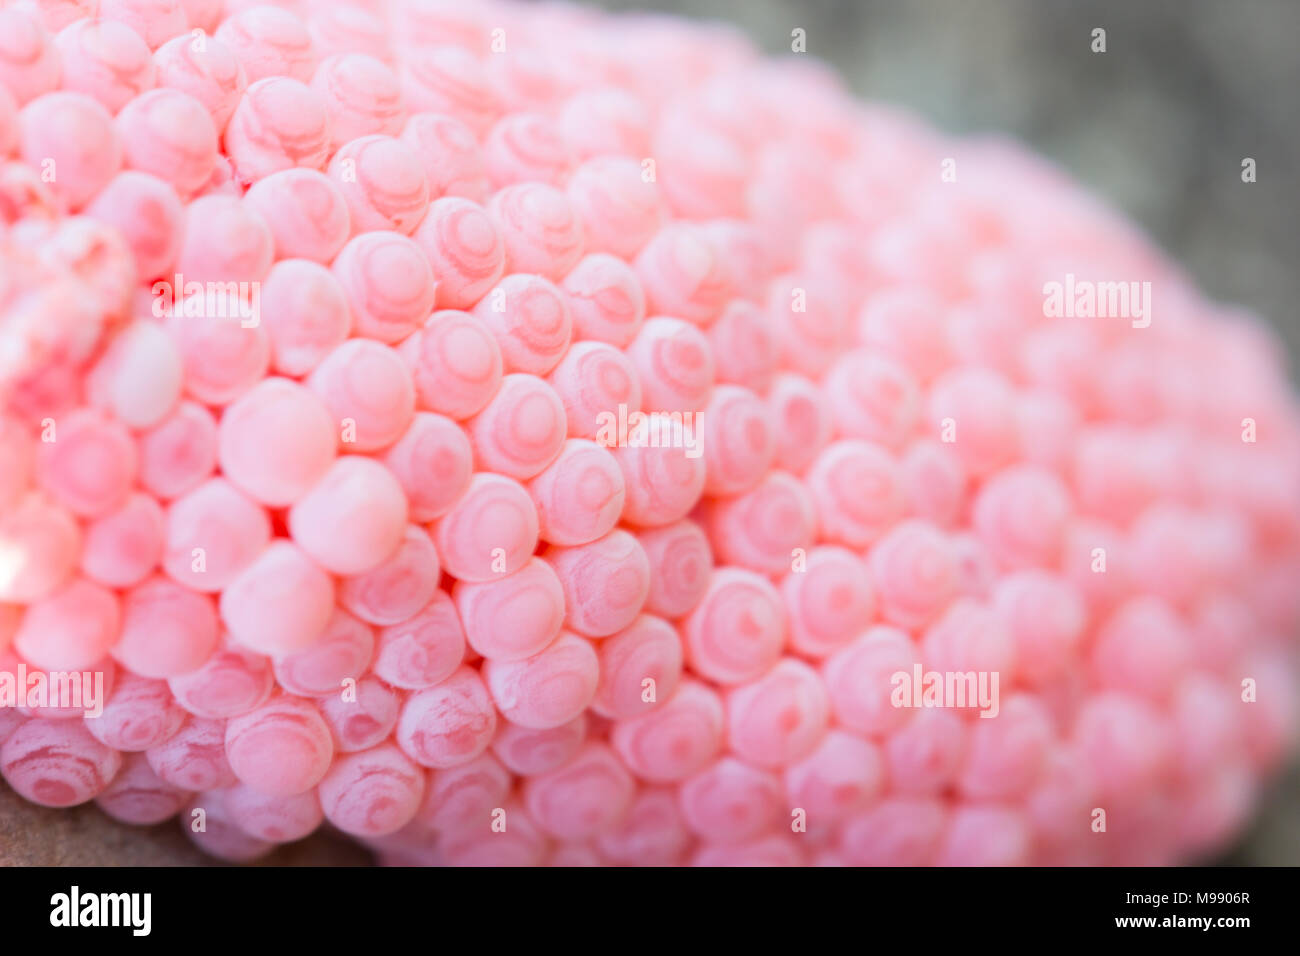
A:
2;0;1297;865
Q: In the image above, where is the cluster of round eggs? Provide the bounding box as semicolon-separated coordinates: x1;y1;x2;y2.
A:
1;0;1300;866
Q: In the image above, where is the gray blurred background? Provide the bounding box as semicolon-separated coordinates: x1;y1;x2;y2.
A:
2;0;1296;867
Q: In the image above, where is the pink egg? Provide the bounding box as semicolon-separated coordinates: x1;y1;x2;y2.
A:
412;196;504;310
868;519;959;630
272;608;375;698
79;491;165;589
806;440;904;548
590;614;683;721
453;557;565;662
243;167;351;263
0;9;63;106
168;308;270;407
396;665;497;768
116;87;218;197
225;695;334;796
545;530;650;638
400;111;487;201
780;546;873;658
690;836;805;867
223;76;330;183
95;752;191;825
899;439;967;528
465;373;568;480
316;675;400;753
399;309;504;421
785;730;885;824
707;300;776;395
317;741;425;837
612;430;707;529
767;273;851;376
560;253;647;348
36;407;136;518
437;798;546;867
222;781;323;842
181;789;273;861
546;342;640;441
136;400;218;500
522;741;633;840
482;631;599;730
338;524;440;627
163;477;271;592
935;806;1031;867
431;472;538;582
625;317;714;414
399;44;499;135
634;224;730;327
725;658;829;768
472;273;572;376
371;590;465;689
330;230;435;342
96;0;187;50
920;599;1017;694
634;520;713;619
306;3;391;63
214;5;315;82
168;639;273;719
610;680;724;783
219;540;335;656
1091;596;1193;703
927;366;1019;479
680;756;783;844
707;471;815;575
482;111;571;187
993;570;1086;685
288;455;408;575
566;157;663;260
488;182;584;281
526;439;625;547
55;17;156;114
839;798;947;866
328;134;426;235
558;87;651;162
413;751;510;835
311;54;404;146
823;349;920;450
84;671;186;752
972;464;1071;571
152;31;247;131
14;576;120;671
174;192;273;284
766;373;831;474
1;717;122;807
18;91;121;211
820;626;919;736
146;715;236;790
379;411;473;522
257;259;352;376
85;173;184;283
307;338;415;451
490;716;586;777
597;786;691;867
218;377;336;507
112;573;219;678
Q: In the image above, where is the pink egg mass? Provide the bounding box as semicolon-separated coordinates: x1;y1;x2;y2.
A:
1;0;1299;871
